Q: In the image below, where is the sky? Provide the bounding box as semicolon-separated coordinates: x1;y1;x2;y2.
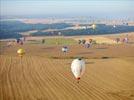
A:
1;0;134;18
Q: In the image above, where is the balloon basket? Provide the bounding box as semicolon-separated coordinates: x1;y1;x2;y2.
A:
19;54;23;58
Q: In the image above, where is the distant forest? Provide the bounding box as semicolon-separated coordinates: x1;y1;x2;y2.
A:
0;21;72;39
31;24;134;36
0;21;134;39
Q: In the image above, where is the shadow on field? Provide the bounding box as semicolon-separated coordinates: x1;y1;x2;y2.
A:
128;42;134;44
86;62;95;64
96;47;108;50
49;56;112;60
101;56;110;59
49;56;75;59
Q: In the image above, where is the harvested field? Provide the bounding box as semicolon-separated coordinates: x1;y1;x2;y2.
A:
0;35;134;100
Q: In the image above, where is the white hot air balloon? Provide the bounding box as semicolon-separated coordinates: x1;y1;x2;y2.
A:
92;24;96;30
62;46;68;53
71;58;85;83
113;25;116;28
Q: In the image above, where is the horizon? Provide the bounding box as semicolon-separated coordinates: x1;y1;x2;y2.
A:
1;0;134;19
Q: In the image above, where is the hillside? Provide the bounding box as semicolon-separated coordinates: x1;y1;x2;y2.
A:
1;21;134;39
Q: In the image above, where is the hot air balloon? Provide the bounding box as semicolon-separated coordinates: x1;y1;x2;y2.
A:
92;24;96;30
78;40;82;44
17;48;25;57
85;42;90;48
113;25;116;28
71;58;85;83
62;46;68;53
58;32;62;36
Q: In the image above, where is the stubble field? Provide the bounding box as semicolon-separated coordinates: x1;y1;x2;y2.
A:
0;35;134;100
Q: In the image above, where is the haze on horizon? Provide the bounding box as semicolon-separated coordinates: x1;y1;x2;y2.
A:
1;0;134;18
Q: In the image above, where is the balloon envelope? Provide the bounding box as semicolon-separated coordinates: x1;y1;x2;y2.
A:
17;49;25;55
92;24;96;29
71;58;85;80
62;47;68;52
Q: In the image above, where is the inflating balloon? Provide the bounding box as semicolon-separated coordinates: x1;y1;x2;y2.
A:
17;48;25;57
71;58;85;83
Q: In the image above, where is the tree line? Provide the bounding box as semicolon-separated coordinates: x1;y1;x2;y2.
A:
1;21;134;39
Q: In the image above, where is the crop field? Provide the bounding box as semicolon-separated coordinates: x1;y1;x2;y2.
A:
27;38;77;46
0;35;134;100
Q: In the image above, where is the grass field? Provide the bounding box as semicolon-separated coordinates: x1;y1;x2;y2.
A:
27;38;77;45
0;35;134;100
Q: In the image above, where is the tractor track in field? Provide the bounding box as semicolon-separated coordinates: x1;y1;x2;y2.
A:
0;41;134;100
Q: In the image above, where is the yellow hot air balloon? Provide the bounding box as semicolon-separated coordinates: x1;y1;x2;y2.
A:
17;48;25;57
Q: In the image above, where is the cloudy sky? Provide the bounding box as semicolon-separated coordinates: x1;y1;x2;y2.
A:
1;0;134;18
